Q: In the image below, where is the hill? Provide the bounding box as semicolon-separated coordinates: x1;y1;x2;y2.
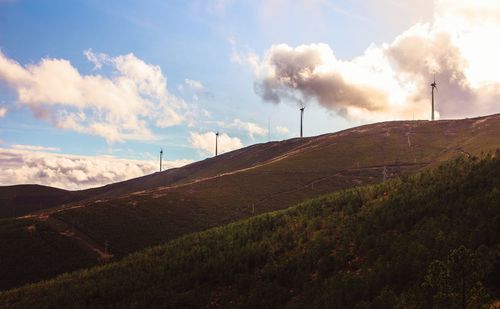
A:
2;114;500;291
0;185;87;219
0;217;96;291
0;134;312;219
1;154;498;308
44;115;500;255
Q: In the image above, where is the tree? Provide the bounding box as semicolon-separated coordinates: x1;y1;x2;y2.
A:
422;246;490;309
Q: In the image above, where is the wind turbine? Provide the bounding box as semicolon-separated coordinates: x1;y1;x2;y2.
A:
215;131;219;156
430;76;437;121
300;106;305;137
159;148;163;172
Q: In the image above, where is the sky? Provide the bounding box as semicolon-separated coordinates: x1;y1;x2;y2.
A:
0;0;499;189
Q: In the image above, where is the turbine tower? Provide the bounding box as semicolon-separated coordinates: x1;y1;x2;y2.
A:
430;77;437;121
159;148;163;172
300;106;305;137
215;131;219;156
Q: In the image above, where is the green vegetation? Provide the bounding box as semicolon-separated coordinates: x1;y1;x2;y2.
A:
47;117;500;259
0;218;96;291
1;154;498;308
4;117;499;293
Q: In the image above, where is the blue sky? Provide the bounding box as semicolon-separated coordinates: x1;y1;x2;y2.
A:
0;0;498;189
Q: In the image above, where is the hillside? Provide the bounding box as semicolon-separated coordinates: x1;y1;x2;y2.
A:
1;154;498;308
0;135;311;219
0;217;96;291
45;115;500;255
0;185;87;219
2;114;500;291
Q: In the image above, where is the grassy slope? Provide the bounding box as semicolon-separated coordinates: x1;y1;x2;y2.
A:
1;155;498;308
0;185;87;219
51;116;500;257
0;134;311;219
1;115;500;292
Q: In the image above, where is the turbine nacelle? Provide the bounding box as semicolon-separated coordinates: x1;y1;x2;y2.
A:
430;77;437;121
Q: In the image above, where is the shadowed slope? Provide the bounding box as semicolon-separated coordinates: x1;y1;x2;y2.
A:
0;185;87;219
2;114;500;291
1;155;498;308
49;115;500;256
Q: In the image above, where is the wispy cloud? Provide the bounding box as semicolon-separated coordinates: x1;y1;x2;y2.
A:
11;144;60;152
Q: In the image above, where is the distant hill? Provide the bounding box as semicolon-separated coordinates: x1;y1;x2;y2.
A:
2;114;500;291
0;185;86;219
0;134;311;219
1;154;498;307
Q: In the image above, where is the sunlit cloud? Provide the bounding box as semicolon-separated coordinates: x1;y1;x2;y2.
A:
275;125;290;135
0;49;196;143
228;119;266;139
0;147;191;190
237;0;500;121
11;144;60;152
189;131;243;155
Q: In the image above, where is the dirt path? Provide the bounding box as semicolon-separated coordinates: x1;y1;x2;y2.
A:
245;161;428;214
16;159;426;263
20;212;113;262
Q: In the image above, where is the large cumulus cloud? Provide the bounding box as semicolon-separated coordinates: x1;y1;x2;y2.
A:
245;0;500;120
0;50;194;142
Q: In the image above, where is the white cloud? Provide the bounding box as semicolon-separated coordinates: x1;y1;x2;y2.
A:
11;144;60;152
0;50;192;143
178;78;214;104
228;119;267;139
0;147;191;190
275;126;290;135
189;131;243;155
242;0;500;121
202;118;267;139
83;49;108;70
0;106;6;117
184;78;205;91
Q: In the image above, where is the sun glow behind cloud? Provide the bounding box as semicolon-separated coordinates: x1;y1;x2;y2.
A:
235;0;500;121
